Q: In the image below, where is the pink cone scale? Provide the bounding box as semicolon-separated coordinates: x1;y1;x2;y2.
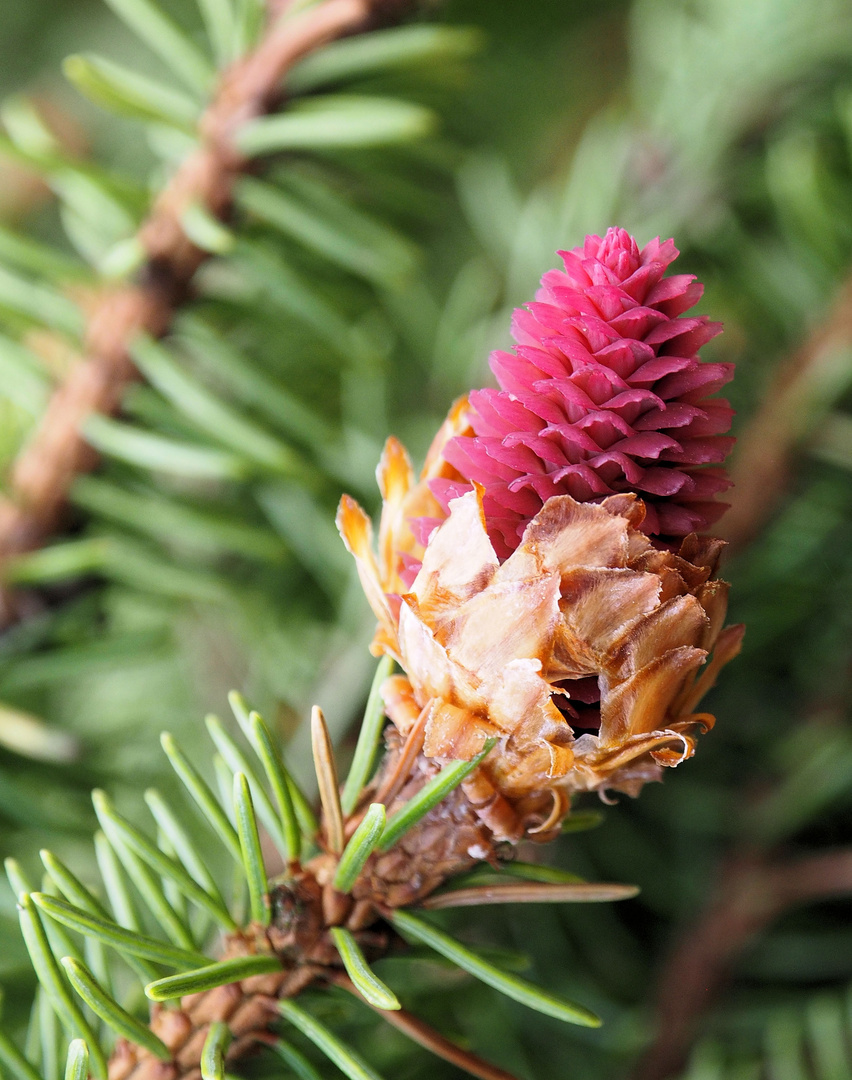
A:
434;228;735;558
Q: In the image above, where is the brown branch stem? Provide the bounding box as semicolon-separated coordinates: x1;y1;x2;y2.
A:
0;0;414;617
719;271;852;552
331;972;523;1080
631;846;852;1080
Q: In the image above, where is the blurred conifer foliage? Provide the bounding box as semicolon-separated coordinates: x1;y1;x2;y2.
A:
0;0;851;1077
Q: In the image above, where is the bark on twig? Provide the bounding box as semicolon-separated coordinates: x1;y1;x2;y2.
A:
331;972;524;1080
719;273;852;553
0;0;415;618
631;847;852;1080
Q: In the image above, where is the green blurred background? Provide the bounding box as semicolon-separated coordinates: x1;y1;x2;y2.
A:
1;0;851;1077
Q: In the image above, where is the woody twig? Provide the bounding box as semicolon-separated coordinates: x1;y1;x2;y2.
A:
719;272;852;553
0;0;414;622
631;846;852;1080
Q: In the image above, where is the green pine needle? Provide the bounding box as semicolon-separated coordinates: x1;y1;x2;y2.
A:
332;803;386;894
63;54;200;130
129;335;310;479
560;811;605;834
200;1021;232;1080
214;755;237;827
30;892;208;970
282;776;320;844
389;910;602;1029
92;790;237;930
0;333;50;415
6;862;85;968
91;834;161;985
0;224;88;281
4;857;33;899
101;0;214;95
142;790;229;909
271;1040;323;1080
196;0;236;67
145;954;282;1002
177;314;335;450
61;958;171;1061
205;715;290;861
233;772;270;925
234;0;264;56
236;96;436;157
287;24;483;93
39;852;111;921
278;1000;386;1080
2;539;110;587
83;415;249;480
63;1041;88;1080
93;824;195;951
92;832;140;933
330;927;400;1011
245;705;302;865
341;655;394;815
15;895;107;1079
36;987;59;1080
499;862;586;885
180;202;236;254
0;265;85;338
0;1029;44;1080
237;179;413;290
160;733;242;861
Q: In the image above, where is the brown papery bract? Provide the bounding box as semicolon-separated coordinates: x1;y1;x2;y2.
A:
338;438;744;842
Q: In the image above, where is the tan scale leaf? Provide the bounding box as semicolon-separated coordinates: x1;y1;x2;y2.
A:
336;495;398;655
398;596;459;707
558;567;663;659
673;622;745;717
377;436;415;593
441;574;562;680
609;594;708;680
423;701;499;761
380;673;423;735
572;728;694;789
504;494;632;577
411;485;499;621
601;645;708;742
694;578;731;649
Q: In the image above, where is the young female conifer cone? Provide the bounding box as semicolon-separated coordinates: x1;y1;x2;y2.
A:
338;227;744;853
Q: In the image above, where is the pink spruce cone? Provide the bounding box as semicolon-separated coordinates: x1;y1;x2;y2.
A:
338;229;743;829
433;228;735;559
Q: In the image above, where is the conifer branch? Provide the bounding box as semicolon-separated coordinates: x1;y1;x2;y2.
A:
0;0;416;616
5;661;642;1080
